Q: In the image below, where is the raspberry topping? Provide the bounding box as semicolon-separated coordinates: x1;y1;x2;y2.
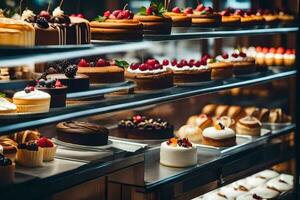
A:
196;4;205;12
184;7;193;14
96;58;107;67
172;7;181;14
171;59;177;66
222;53;229;59
78;59;89;67
162;59;169;66
276;47;285;54
269;47;276;53
37;137;54;148
167;137;193;148
256;46;262;52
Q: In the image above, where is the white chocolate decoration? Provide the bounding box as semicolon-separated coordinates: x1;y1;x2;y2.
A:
202;127;235;139
0;98;16;111
21;9;35;21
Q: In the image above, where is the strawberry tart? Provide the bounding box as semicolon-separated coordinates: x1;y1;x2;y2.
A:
220;9;241;26
164;7;192;27
233;9;257;26
125;59;173;90
256;9;279;25
134;2;172;34
166;58;211;84
77;58;125;83
207;56;234;80
187;4;221;27
90;6;143;40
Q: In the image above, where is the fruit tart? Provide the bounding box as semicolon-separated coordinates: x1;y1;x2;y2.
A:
256;9;279;25
134;2;172;34
90;5;143;40
166;58;211;84
283;48;295;67
233;9;256;26
77;58;125;83
206;55;234;80
37;137;57;161
186;3;221;27
164;7;192;27
125;59;173;90
220;9;241;27
276;9;296;24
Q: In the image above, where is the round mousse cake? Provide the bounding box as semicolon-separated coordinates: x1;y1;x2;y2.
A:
160;137;197;168
56;121;109;146
236;116;262;136
77;58;125;83
202;122;236;147
118;115;173;140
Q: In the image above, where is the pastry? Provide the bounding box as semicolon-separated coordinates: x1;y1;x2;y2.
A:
233;9;257;26
237;176;267;189
166;58;211;84
218;184;246;199
45;62;90;93
264;47;276;66
37;137;57;161
253;169;279;180
202;122;236;147
186;114;213;130
255;46;265;66
256;9;279;25
134;2;172;34
236;116;262;136
201;191;227;200
278;174;293;185
56;121;109;146
274;47;285;66
227;106;246;121
17;141;44;167
215;105;229;117
283;48;295;67
36;79;67;108
277;10;295;24
177;125;202;143
13;87;51;113
118;115;173;140
249;185;280;199
125;59;173;90
0;138;17;162
267;176;293;192
77;58;125;83
201;104;217;116
207;57;234;80
164;7;192;27
0;97;16;113
9;130;40;144
257;108;270;122
269;108;283;123
187;4;221;27
90;8;143;40
160;137;197;168
214;116;235;129
220;9;241;26
0;154;15;186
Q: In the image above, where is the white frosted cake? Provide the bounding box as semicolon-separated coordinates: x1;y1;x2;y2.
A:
160;138;197;168
253;169;279;180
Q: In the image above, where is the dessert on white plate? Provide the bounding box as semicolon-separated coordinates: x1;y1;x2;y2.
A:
249;185;280;199
253;169;279;180
160;137;197;168
266;177;293;192
219;184;247;199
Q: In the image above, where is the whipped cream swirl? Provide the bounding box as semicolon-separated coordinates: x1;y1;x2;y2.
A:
53;7;64;17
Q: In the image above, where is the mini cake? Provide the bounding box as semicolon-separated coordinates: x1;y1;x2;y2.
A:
233;9;257;26
249;185;280;199
227;106;246;121
202;122;236;147
13;87;51;113
90;7;143;40
236;116;262;136
164;7;192;27
166;58;211;84
77;58;125;83
160;137;197;168
134;2;172;34
56;121;109;146
17;141;44;167
283;48;295;67
118;115;173;140
0;97;16;113
253;169;279;180
247;10;265;25
36;79;67;108
0;138;17;162
207;57;234;80
0;154;15;185
125;59;173;90
264;47;276;66
9;130;40;144
215;105;229;117
201;104;217;116
37;137;57;161
177;125;202;143
187;4;221;27
218;184;246;199
45;62;90;93
186;114;213;130
256;9;279;25
214;116;235;130
277;10;295;24
274;47;285;66
220;9;241;26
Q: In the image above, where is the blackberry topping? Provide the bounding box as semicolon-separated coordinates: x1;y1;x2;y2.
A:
36;16;49;29
18;141;39;151
24;15;37;23
58;60;71;72
252;194;263;200
0;156;12;166
65;65;78;78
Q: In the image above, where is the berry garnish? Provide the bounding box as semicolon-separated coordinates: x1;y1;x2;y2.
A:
77;13;84;18
171;59;177;66
96;58;107;67
276;47;285;54
78;59;89;67
232;53;238;58
262;47;269;54
176;63;184;68
181;59;188;66
37;137;54;148
221;9;230;16
235;9;245;16
200;59;207;66
256;46;262;52
204;7;213;14
194;61;201;67
139;64;148;71
269;47;276;53
222;53;229;59
239;52;247;57
133;115;142;123
202;54;211;61
285;49;293;54
0;156;12;166
36;16;49;29
38;79;46;87
162;59;169;66
146;59;156;67
103;10;111;17
153;64;161;69
65;65;78;78
196;4;205;12
39;10;51;20
146;7;154;15
112;10;122;17
184;7;193;14
130;63;139;70
172;7;181;13
55;80;63;88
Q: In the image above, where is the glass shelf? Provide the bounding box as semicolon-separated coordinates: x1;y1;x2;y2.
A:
0;69;296;135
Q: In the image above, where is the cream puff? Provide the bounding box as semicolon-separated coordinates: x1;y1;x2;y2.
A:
236;116;262;136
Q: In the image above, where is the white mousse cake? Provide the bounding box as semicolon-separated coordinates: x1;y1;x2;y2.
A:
177;124;202;143
160;137;197;168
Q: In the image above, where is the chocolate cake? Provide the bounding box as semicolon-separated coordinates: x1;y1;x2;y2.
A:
56;121;109;146
118;115;174;140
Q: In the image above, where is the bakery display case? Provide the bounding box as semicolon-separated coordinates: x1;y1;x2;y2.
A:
0;0;299;199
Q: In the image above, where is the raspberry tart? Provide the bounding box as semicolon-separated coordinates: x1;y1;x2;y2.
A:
77;58;125;83
125;59;173;91
166;58;211;84
187;4;221;27
134;2;172;34
233;9;256;26
164;7;192;27
207;56;234;80
118;115;173;140
37;137;57;161
220;9;241;26
160;137;197;168
90;6;143;40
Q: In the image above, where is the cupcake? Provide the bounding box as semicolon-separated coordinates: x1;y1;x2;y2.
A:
283;48;295;67
0;154;15;186
17;141;44;167
274;47;285;66
177;124;202;143
202;122;236;147
0;138;18;162
255;46;265;66
264;47;276;66
236;116;262;136
37;137;57;162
